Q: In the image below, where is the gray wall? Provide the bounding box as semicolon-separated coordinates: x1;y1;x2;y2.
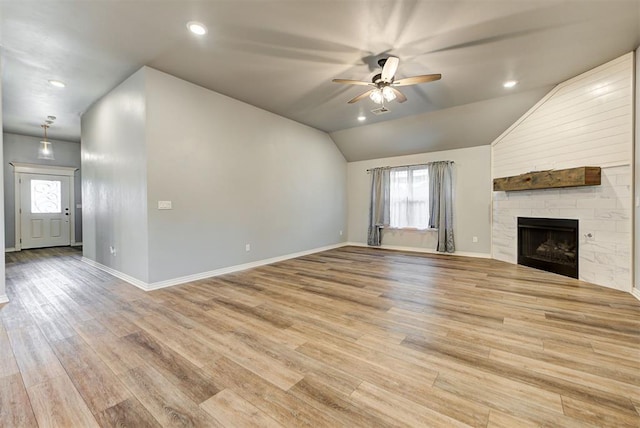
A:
145;67;347;283
81;66;347;285
0;58;5;300
347;145;491;255
3;133;82;248
81;68;150;282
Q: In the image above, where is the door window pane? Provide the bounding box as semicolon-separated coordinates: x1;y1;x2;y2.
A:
31;180;62;213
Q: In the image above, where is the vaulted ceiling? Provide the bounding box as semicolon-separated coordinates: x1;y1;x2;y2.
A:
1;1;639;161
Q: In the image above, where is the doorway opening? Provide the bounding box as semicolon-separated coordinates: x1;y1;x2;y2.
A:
11;163;78;250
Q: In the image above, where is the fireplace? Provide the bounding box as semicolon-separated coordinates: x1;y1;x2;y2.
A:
517;217;578;279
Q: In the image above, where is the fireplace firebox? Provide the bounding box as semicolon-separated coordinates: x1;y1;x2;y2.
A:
517;217;578;279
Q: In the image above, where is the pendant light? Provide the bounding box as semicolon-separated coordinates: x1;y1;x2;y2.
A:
38;123;55;160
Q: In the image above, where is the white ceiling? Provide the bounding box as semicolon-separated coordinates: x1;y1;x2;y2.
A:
1;1;639;161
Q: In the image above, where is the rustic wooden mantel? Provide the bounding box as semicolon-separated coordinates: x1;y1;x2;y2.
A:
493;166;601;191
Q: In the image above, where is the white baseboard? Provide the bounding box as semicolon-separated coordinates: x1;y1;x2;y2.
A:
82;242;349;292
6;243;81;253
81;257;150;291
345;241;492;259
0;294;9;304
73;242;640;302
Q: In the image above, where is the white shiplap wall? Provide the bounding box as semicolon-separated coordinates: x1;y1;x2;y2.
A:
493;53;634;178
491;52;635;292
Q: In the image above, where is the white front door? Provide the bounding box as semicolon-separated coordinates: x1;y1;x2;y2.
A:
19;173;71;249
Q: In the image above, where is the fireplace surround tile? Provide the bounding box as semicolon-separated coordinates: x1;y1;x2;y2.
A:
492;165;631;292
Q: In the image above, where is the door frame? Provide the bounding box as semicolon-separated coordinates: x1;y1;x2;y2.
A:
11;163;78;251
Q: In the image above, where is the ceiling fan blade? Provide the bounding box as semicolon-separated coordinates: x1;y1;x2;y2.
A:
348;89;374;104
392;74;442;86
390;87;407;103
332;79;374;86
381;56;399;82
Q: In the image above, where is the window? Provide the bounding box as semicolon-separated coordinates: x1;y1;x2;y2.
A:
31;179;62;214
389;166;429;229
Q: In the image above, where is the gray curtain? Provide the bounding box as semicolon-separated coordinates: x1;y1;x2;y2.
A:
367;167;390;246
428;161;455;253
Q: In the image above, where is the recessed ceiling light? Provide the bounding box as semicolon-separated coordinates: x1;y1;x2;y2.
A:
503;80;518;88
48;80;66;88
187;21;207;36
357;115;366;121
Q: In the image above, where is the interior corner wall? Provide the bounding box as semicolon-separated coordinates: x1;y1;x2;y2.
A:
0;56;6;302
144;67;347;283
347;145;492;256
3;133;82;249
81;68;150;283
635;47;639;293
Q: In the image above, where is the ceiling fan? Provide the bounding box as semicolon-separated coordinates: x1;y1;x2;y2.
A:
333;57;441;105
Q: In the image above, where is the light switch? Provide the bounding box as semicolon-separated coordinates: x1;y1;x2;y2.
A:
158;201;172;210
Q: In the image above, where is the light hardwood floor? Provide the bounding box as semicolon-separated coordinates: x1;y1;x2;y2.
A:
1;246;639;427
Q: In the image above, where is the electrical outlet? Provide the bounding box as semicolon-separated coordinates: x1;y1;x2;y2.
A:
339;230;343;236
472;236;478;243
109;246;117;256
245;244;251;252
158;200;172;210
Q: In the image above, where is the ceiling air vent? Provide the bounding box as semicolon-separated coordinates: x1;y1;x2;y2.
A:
371;106;390;115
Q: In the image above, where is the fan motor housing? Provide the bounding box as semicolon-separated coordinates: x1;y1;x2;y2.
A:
372;73;393;87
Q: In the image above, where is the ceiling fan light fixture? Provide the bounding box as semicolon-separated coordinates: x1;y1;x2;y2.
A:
382;86;396;102
187;21;207;35
334;56;440;105
369;89;384;104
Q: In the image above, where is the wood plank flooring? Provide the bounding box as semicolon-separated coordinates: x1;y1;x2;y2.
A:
1;246;639;427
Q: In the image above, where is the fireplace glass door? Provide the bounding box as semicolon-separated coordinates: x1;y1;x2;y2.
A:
517;217;578;279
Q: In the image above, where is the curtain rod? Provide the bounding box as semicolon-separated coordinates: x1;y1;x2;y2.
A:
366;160;454;172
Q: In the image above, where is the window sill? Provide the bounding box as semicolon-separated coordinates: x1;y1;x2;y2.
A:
384;227;437;232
